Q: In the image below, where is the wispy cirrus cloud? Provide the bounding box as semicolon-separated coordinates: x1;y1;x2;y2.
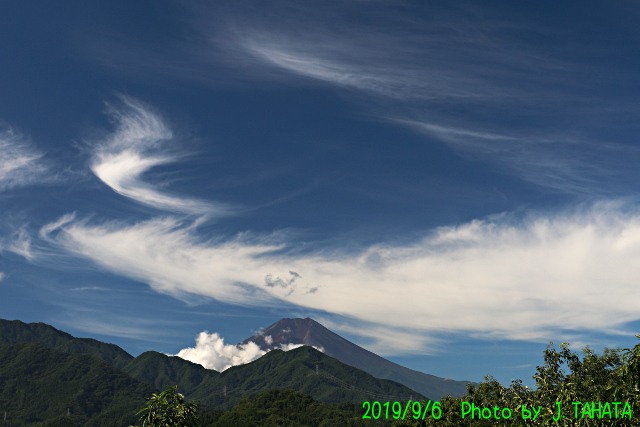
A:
90;96;231;217
2;227;34;260
41;201;640;353
401;120;640;195
225;14;640;196
213;3;640;197
0;127;49;191
0;217;36;261
87;3;640;195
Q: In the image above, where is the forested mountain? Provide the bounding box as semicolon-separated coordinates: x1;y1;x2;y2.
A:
0;342;155;426
0;317;460;404
0;319;134;369
124;345;425;410
0;318;426;423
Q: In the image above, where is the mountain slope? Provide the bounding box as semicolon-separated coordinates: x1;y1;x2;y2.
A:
0;318;134;369
124;346;425;410
240;318;472;399
0;317;424;411
0;342;155;426
123;350;209;392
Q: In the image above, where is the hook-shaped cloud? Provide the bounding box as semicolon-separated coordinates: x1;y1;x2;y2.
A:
90;96;231;217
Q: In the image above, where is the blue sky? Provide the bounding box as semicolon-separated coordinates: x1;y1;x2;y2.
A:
2;0;640;386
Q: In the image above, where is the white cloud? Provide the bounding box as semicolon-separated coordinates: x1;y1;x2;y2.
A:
41;215;285;305
0;225;35;261
277;342;325;353
0;127;48;191
69;286;110;291
0;272;4;281
176;331;266;371
41;201;640;352
5;228;34;260
276;343;304;352
216;3;571;103
90;96;230;217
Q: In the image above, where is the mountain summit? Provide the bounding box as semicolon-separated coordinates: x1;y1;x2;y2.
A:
240;317;472;400
240;317;399;370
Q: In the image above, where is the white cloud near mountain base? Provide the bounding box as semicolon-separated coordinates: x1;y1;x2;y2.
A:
175;331;266;371
175;332;324;371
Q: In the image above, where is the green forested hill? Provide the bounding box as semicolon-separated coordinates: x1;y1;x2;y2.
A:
124;345;426;410
0;319;426;424
123;350;209;393
0;319;134;369
0;342;155;426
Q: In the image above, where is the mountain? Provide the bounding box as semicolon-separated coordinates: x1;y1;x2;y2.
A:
239;317;472;400
0;318;134;369
123;350;210;393
0;342;155;426
0;318;425;412
123;345;426;410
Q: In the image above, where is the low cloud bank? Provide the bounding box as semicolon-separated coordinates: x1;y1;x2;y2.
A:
176;331;266;371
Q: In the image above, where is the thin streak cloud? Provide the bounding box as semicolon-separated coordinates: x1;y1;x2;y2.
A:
402;120;640;195
214;2;573;103
205;4;638;196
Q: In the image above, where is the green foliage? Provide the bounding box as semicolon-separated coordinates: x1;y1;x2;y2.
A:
123;351;207;394
199;389;390;426
131;386;199;427
394;338;640;426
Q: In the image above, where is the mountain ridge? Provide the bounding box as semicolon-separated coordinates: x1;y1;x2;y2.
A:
0;318;134;369
0;317;426;412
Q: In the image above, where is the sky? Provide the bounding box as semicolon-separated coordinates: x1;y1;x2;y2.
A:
2;0;640;387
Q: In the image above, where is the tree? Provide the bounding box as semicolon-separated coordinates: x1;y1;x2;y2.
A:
130;385;199;427
394;338;640;427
